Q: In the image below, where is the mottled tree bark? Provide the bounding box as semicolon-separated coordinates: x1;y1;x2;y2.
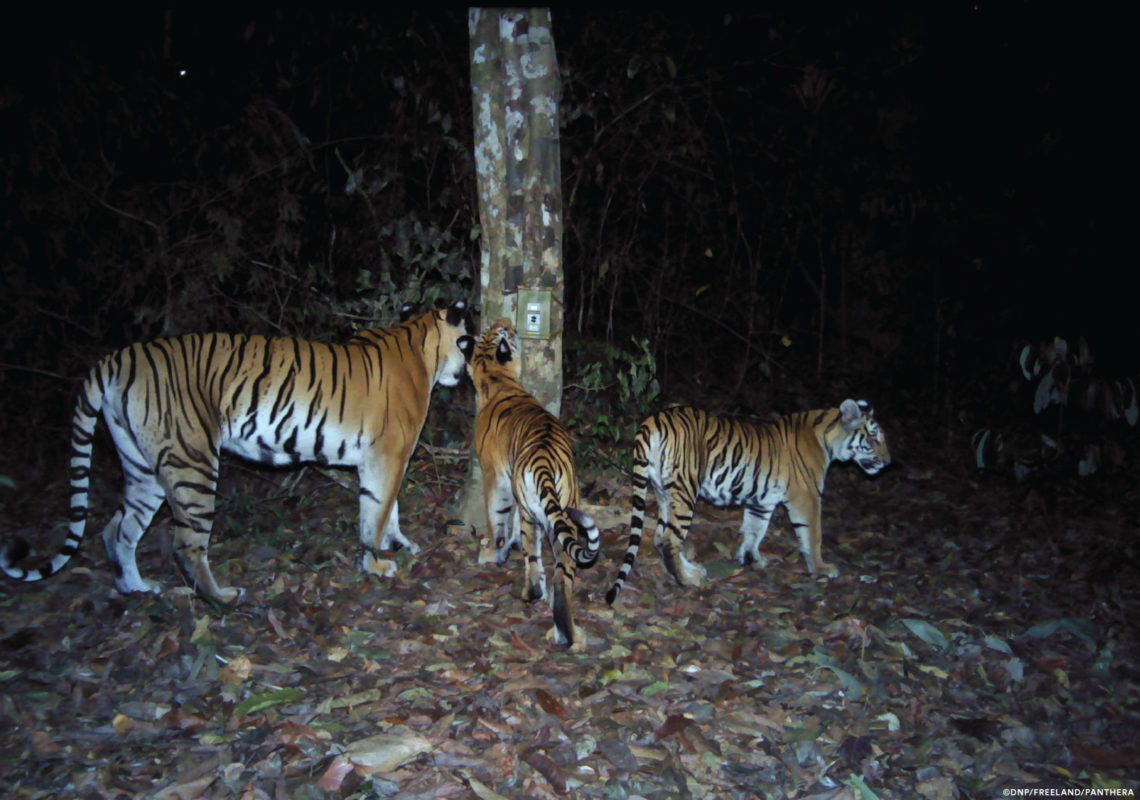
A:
469;7;564;409
458;8;565;535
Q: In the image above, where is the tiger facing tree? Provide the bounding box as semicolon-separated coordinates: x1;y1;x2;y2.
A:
606;400;890;605
466;319;600;648
1;301;474;603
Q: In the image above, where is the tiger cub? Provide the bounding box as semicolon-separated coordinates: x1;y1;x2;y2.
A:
606;400;890;604
466;319;600;647
2;301;473;603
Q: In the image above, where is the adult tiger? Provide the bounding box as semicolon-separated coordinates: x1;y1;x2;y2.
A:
1;300;473;603
467;319;600;648
605;400;890;605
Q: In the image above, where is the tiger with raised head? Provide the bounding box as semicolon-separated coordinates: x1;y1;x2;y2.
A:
1;300;473;603
466;318;600;648
606;399;890;605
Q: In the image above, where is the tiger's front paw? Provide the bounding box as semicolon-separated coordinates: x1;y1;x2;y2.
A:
817;561;839;579
546;622;587;651
379;531;420;555
678;557;707;588
116;577;164;595
495;544;513;567
216;586;244;604
494;533;520;566
736;547;768;569
361;551;398;578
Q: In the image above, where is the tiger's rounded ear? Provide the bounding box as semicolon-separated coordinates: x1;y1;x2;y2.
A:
446;299;469;328
839;398;868;429
457;335;475;363
496;337;513;365
399;302;417;322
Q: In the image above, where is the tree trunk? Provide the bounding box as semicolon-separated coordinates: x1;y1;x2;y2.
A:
456;8;565;535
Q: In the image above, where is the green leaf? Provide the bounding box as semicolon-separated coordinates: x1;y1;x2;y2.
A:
783;723;823;743
233;688;305;718
845;773;883;800
1024;617;1101;651
1092;646;1114;673
900;618;950;651
396;686;435;707
983;634;1012;654
786;652;865;701
822;663;865;701
703;561;739;579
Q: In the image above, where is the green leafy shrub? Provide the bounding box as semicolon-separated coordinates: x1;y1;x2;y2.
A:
973;337;1138;480
566;337;660;472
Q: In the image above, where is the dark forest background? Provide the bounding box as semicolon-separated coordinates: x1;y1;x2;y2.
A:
0;5;1131;485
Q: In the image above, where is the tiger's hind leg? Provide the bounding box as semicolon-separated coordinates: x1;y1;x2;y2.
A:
659;486;707;588
167;465;242;603
546;522;585;649
101;473;166;595
99;415;170;595
546;572;585;649
519;513;547;603
483;470;519;566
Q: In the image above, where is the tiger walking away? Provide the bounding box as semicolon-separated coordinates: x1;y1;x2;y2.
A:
1;300;474;603
606;400;890;605
466;319;601;648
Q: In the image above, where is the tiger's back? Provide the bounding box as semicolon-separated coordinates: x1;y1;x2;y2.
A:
606;400;889;604
478;391;583;521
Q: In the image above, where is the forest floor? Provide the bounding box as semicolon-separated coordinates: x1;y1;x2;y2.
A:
1;407;1139;800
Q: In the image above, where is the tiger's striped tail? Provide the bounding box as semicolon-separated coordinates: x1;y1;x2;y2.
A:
605;444;650;605
532;463;600;569
1;362;107;584
565;508;601;568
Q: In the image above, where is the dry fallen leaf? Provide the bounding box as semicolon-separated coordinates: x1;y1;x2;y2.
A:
482;741;521;781
151;773;218;800
266;607;291;639
461;771;512;800
344;729;433;772
30;730;60;757
532;688;567;718
162;708;210;731
524;751;567;794
273;719;329;753
189;615;213;644
316;755;356;792
218;654;252;685
1069;739;1140;769
652;713;695;743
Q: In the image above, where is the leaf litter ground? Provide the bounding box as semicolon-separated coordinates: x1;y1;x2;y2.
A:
2;424;1139;799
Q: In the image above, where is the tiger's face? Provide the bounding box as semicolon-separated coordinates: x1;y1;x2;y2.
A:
467;318;521;390
836;399;891;474
433;301;475;388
